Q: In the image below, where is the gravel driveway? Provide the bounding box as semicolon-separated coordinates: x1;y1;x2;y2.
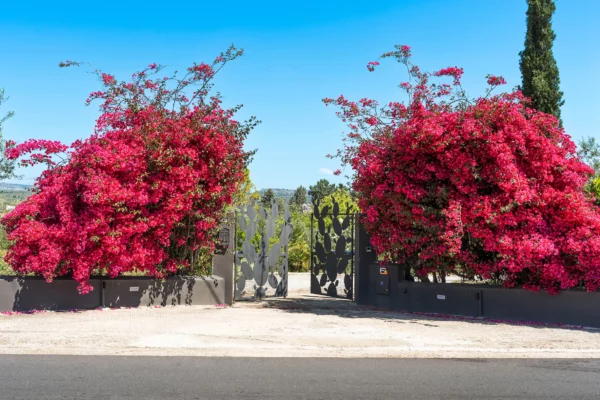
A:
1;287;599;358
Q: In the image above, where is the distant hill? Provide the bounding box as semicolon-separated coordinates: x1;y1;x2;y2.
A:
259;188;295;201
259;188;312;203
0;183;32;192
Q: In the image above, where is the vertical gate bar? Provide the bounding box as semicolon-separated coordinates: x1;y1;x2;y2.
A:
233;210;237;267
283;207;289;298
310;212;314;289
284;236;288;299
233;211;238;300
351;213;355;301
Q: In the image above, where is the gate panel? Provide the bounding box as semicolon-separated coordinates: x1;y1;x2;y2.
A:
310;197;355;299
234;200;291;301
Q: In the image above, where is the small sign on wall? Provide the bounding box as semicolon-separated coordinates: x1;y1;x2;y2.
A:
379;267;388;275
214;227;230;255
437;294;446;300
130;286;139;292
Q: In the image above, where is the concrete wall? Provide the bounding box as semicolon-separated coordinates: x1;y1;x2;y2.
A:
104;276;224;308
212;213;235;305
0;275;225;312
481;286;600;328
358;263;600;328
354;213;378;306
0;276;102;312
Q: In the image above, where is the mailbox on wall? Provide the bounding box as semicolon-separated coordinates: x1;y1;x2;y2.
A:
375;265;390;295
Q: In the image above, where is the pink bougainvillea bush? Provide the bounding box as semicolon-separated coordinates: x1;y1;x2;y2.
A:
325;45;600;293
2;46;256;293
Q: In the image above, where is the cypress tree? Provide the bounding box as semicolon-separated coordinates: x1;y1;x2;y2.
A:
519;0;564;123
289;185;308;208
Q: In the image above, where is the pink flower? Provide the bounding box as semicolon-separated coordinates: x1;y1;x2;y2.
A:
487;75;507;86
365;116;378;126
367;61;380;72
101;73;116;85
322;44;600;294
434;67;464;85
3;49;251;293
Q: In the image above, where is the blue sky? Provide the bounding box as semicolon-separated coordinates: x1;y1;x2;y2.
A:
1;0;599;190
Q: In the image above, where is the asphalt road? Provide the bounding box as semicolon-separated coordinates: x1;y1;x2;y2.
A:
1;356;599;399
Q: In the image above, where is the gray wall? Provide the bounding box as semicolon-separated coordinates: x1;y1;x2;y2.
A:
481;286;600;328
212;213;235;305
0;276;225;312
103;276;224;308
0;276;102;312
354;218;600;328
354;215;377;306
358;264;600;328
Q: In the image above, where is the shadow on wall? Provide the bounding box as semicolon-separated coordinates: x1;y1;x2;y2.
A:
0;275;224;312
6;276;102;312
104;276;224;308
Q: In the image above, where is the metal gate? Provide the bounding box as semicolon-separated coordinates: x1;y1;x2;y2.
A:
234;200;292;300
310;197;355;299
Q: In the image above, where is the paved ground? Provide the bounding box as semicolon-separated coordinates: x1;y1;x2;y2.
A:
1;292;600;358
287;272;461;297
288;272;312;292
1;356;599;399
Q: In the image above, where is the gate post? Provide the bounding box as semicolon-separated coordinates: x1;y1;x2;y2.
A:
213;212;235;305
354;213;377;305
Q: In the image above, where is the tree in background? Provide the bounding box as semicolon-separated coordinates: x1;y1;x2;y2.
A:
308;179;336;203
578;137;600;203
260;189;275;208
519;0;564;123
232;168;261;207
592;176;600;202
318;187;358;216
289;185;307;208
578;137;600;173
0;89;16;180
287;211;312;271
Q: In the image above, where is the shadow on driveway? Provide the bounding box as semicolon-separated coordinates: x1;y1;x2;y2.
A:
248;293;598;332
